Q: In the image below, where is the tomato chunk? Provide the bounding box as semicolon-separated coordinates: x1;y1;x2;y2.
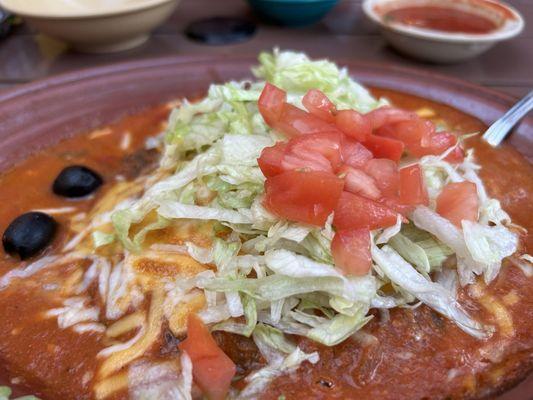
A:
281;151;332;173
399;164;429;206
340;137;373;168
339;165;381;200
333;191;398;230
258;134;342;176
265;170;344;226
377;119;434;149
275;103;341;137
379;197;414;217
302;89;336;122
179;314;236;400
258;83;286;126
258;142;288;178
365;106;417;130
287;132;342;172
335;109;371;142
436;181;479;227
409;131;458;158
363;135;405;162
331;228;372;276
364;158;399;198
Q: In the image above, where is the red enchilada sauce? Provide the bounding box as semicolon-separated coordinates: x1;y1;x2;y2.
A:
384;6;498;34
0;90;531;399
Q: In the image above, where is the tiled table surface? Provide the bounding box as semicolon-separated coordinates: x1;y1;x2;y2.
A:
0;0;532;97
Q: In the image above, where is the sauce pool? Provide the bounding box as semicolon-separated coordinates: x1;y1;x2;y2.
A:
384;6;499;34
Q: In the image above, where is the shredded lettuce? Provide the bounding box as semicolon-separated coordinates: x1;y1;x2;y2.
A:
371;244;490;338
92;230;115;248
220;134;273;166
389;233;431;274
156;202;252;224
253;49;385;112
0;386;40;400
511;254;533;277
238;324;319;399
214;293;257;337
389;224;453;274
96;50;522;374
301;229;334;264
265;249;342;278
307;304;372;346
253;323;296;358
462;221;518;283
412;206;518;286
202;274;346;302
128;359;192;400
375;214;402;245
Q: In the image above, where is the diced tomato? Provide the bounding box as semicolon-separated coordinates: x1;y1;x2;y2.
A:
258;83;286;126
379;197;414;217
444;145;465;164
275;103;341;138
363;135;405;162
331;229;372;276
340;136;373;168
338;165;381;200
377;119;434;149
288;133;342;171
333;191;398;230
302;89;336;122
287;132;342;172
281;151;332;173
258;134;342;177
409;131;458;158
265;170;344;226
335;109;371;141
364;158;399;198
436;181;479;227
399;164;429;206
179;314;236;400
258;142;288;178
365;106;417;130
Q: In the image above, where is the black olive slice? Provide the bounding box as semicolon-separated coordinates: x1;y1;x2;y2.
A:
53;165;103;198
2;212;57;260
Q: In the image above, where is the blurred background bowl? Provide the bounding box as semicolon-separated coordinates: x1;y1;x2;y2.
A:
0;0;179;53
246;0;339;27
363;0;524;63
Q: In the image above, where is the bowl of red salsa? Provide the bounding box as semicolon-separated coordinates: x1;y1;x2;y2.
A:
363;0;524;63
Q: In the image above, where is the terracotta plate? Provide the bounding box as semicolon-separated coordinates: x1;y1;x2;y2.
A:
0;56;531;398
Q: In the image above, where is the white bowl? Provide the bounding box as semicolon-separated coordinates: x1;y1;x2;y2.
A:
362;0;524;63
0;0;179;53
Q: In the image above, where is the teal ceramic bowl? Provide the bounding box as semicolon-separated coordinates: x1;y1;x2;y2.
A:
247;0;340;27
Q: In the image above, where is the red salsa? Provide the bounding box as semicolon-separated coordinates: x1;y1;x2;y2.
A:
384;6;498;34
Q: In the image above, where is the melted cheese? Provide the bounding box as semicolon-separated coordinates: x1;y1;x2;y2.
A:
98;287;165;379
93;371;128;400
131;251;207;280
502;290;520;306
415;107;436;118
470;283;515;337
168;290;206;336
106;311;145;338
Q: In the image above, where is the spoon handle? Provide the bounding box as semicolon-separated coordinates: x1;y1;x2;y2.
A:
482;90;533;147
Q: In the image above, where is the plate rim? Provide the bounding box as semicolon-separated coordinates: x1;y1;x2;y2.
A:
0;54;524;105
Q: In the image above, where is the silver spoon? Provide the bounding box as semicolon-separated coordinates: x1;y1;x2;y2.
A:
482;90;533;147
